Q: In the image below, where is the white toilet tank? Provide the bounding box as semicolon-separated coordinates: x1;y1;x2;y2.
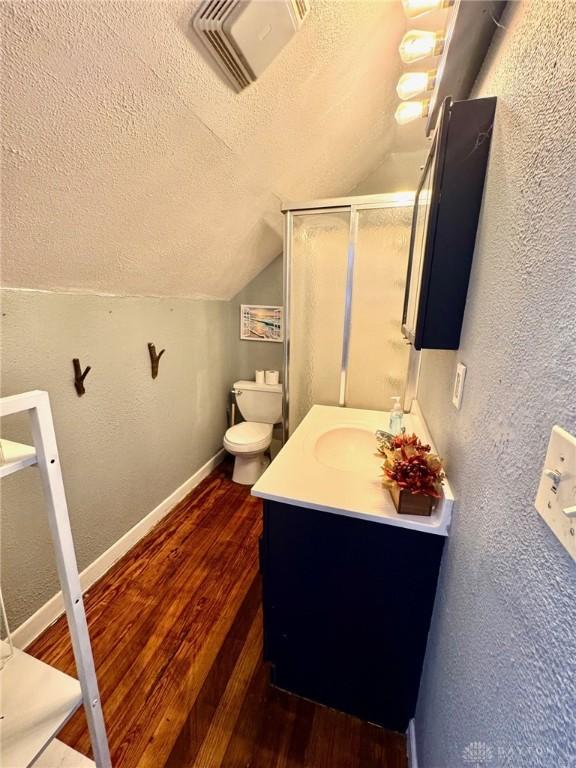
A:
234;380;282;424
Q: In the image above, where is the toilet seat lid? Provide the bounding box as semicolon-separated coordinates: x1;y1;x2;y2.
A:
225;421;272;446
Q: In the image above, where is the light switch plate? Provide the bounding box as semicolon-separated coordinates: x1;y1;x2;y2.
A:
534;425;576;561
452;362;467;410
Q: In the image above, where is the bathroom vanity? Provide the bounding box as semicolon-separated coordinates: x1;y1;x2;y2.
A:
252;405;453;732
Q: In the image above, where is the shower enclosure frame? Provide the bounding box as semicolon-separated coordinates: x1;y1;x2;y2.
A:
282;193;421;442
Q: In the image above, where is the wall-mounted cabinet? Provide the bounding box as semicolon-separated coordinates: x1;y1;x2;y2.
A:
402;96;497;350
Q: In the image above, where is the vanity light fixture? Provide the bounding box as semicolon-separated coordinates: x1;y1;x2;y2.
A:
399;29;444;63
401;0;454;19
396;71;436;100
394;99;430;125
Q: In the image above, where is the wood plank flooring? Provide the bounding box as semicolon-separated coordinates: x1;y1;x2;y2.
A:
28;462;407;768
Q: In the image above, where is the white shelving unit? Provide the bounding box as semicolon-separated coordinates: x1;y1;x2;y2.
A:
0;391;111;768
1;642;82;766
33;740;96;767
0;439;37;478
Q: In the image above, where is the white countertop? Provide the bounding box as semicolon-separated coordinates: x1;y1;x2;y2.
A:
252;402;453;536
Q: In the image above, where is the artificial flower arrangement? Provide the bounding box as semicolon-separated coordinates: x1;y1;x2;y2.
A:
376;430;445;516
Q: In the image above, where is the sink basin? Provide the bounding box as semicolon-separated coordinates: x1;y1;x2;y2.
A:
252;404;454;536
314;425;381;474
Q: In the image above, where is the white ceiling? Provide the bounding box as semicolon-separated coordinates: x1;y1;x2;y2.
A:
1;0;438;300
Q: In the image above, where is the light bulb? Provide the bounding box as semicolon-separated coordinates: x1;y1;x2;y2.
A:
399;30;444;63
396;71;436;100
401;0;454;19
394;99;430;126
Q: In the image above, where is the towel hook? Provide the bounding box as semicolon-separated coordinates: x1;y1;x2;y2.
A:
148;343;165;379
72;358;91;397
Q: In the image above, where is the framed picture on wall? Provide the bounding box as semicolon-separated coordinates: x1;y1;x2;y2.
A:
240;305;284;342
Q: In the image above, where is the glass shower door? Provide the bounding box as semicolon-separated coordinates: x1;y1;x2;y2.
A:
288;211;350;435
346;205;413;411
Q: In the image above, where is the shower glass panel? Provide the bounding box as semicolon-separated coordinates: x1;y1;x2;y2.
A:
346;206;413;410
283;194;416;439
288;211;350;435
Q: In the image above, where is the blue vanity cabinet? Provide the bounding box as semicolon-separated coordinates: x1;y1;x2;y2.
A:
260;500;445;733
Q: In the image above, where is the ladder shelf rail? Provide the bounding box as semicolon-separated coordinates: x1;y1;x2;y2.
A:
1;390;111;768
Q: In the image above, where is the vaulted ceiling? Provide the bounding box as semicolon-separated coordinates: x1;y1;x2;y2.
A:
1;0;437;300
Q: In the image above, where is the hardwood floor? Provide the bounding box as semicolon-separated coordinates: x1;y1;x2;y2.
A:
29;462;408;768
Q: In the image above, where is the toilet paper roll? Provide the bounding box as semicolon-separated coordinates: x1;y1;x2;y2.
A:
265;370;279;386
255;370;265;384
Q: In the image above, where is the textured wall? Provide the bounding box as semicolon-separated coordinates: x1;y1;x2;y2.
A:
415;3;576;767
0;0;434;301
353;149;428;195
230;256;284;382
1;289;234;628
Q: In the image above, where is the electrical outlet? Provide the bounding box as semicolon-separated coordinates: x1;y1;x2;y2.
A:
452;362;467;410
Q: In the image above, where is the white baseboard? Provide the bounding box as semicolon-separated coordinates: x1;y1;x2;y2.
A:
13;449;226;649
407;718;419;768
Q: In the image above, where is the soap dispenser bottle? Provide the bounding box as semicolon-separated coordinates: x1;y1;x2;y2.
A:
389;396;403;435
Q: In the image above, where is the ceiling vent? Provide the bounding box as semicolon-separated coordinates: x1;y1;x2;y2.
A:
193;0;310;92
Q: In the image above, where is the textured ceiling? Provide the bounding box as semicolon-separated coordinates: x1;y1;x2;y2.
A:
1;0;436;299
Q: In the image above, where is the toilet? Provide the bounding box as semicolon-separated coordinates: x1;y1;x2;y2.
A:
224;380;283;485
